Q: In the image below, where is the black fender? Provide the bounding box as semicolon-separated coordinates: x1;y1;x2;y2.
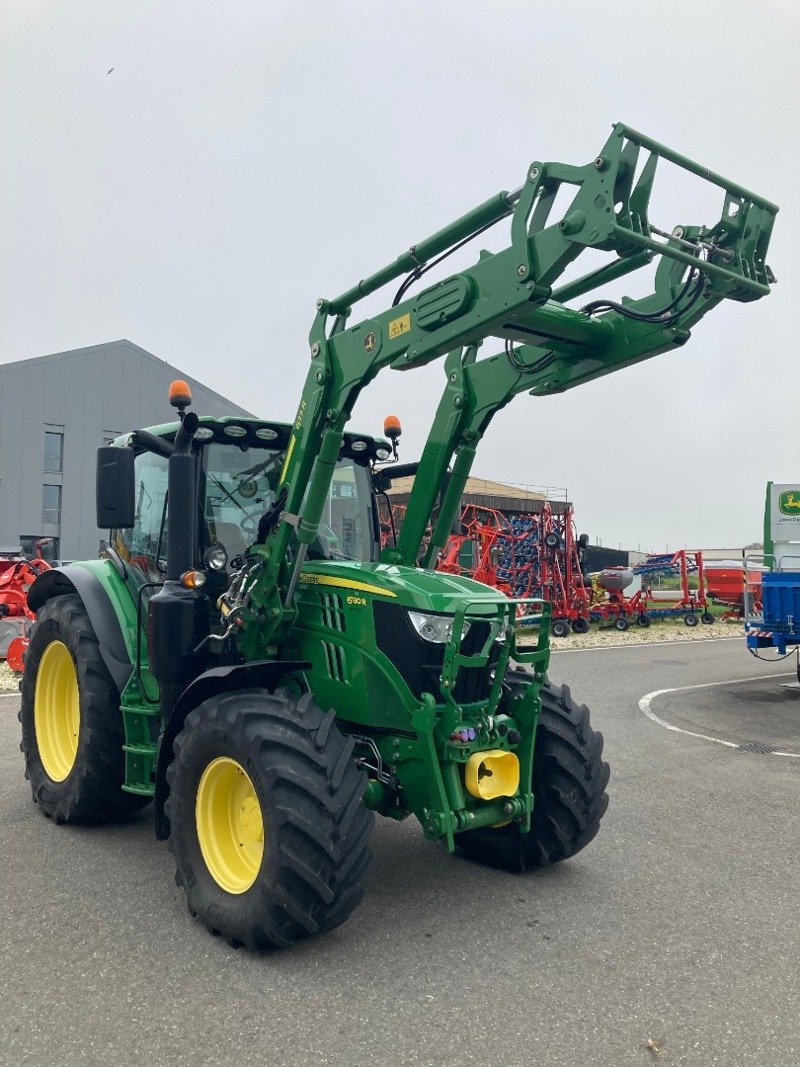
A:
27;566;133;693
153;659;311;840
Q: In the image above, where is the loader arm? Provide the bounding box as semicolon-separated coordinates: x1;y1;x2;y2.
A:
388;229;739;570
240;122;776;658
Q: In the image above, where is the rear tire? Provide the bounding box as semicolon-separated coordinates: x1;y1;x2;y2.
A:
701;611;714;625
636;613;652;628
458;677;610;871
614;615;629;631
571;616;590;635
684;612;699;627
551;619;570;638
166;688;373;950
19;594;148;824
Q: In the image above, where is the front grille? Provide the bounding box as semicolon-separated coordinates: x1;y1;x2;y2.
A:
373;601;498;703
322;640;346;682
320;592;346;632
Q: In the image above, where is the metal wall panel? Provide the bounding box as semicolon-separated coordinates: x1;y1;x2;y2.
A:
0;340;254;560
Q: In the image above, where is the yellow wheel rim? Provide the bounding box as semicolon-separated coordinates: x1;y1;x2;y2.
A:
195;757;265;894
34;640;80;782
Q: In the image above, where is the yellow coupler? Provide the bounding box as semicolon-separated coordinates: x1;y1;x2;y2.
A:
464;750;520;801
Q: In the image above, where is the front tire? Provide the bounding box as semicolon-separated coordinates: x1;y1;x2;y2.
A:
19;593;148;824
166;688;374;950
458;677;610;871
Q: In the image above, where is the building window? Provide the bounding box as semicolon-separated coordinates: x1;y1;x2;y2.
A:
20;535;59;562
42;484;62;525
44;432;64;473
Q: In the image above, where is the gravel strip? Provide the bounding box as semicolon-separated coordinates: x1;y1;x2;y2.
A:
519;618;742;651
0;663;21;694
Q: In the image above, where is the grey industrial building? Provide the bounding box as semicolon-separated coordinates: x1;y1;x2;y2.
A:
0;340;253;561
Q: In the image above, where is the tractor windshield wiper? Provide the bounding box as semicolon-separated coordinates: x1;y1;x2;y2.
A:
208;475;248;516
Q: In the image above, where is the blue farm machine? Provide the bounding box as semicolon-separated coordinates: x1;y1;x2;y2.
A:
746;483;800;679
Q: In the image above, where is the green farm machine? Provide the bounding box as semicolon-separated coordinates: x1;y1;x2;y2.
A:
19;124;776;949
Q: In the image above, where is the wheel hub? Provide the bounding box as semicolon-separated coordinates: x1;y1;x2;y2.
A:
34;640;80;782
195;757;265;894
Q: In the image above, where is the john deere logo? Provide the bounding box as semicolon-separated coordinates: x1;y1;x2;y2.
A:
778;491;800;515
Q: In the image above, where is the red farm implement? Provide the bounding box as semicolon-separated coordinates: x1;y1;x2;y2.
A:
436;505;512;593
633;550;714;627
587;567;648;631
437;501;591;636
495;503;591;636
380;501;407;550
589;551;713;630
704;560;764;620
0;552;51;670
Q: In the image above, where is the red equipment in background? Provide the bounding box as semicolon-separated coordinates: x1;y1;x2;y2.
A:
436;501;591;635
462;506;513;593
704;560;764;619
379;502;407;549
589;567;647;631
590;549;714;630
437;506;512;594
0;545;52;671
633;549;712;625
521;503;591;635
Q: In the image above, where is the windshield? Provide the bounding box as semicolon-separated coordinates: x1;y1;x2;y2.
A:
113;440;378;584
203;443;283;562
202;443;376;564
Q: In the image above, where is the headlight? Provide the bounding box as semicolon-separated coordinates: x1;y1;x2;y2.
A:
407;610;471;644
204;543;229;571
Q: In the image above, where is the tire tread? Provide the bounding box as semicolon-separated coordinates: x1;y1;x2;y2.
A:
458;675;610;871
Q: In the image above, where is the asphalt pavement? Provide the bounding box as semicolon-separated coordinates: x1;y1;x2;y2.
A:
1;638;797;1067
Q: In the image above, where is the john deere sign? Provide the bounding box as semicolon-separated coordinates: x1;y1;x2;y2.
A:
778;490;800;516
765;483;800;568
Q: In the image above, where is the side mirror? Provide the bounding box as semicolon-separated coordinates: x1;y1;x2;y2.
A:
96;447;136;528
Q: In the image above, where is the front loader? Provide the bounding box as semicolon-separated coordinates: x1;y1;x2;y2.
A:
19;124;776;949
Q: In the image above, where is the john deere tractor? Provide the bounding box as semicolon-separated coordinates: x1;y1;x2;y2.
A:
19;124;776;949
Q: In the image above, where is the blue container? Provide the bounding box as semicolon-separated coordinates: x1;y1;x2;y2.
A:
761;571;800;632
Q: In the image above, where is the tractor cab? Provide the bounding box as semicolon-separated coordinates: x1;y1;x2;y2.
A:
105;413;389;592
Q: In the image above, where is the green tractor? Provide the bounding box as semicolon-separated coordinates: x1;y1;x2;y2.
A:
19;124;776;949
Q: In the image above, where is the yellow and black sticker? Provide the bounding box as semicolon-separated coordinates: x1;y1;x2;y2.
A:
388;313;411;340
363;331;377;353
299;572;397;598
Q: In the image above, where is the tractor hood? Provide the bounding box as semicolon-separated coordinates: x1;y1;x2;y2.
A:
297;560;509;615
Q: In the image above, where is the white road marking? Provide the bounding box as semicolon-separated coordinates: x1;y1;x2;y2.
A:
638;675;800;759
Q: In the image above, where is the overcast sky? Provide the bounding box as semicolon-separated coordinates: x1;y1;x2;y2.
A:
2;1;797;552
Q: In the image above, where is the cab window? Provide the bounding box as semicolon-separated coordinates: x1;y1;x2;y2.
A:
112;450;169;585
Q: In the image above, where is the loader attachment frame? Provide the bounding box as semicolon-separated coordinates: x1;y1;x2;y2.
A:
237;122;775;657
